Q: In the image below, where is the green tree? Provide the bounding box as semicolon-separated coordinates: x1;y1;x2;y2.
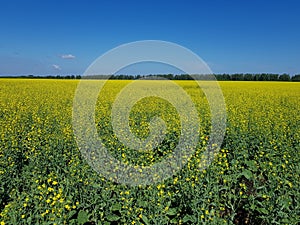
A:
279;74;290;81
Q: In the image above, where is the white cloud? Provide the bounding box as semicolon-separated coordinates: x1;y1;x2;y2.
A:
52;64;61;70
61;54;76;59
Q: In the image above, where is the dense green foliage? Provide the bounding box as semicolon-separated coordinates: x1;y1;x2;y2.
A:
1;73;300;81
0;80;299;224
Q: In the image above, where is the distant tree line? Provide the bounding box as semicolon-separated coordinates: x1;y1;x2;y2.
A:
1;73;300;81
133;73;299;81
214;73;300;81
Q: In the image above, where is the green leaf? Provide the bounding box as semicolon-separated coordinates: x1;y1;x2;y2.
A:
245;160;258;172
68;210;77;219
250;204;256;210
77;210;89;224
110;203;122;211
166;207;178;216
257;207;268;214
170;218;179;224
106;214;120;222
137;200;148;208
241;169;253;179
183;214;196;223
141;214;150;225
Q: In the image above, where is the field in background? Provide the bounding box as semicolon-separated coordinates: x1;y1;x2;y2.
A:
0;79;299;224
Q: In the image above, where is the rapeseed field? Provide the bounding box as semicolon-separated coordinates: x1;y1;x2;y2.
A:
0;79;299;224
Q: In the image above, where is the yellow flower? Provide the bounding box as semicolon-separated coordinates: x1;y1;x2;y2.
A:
48;187;54;192
21;215;25;219
52;181;58;185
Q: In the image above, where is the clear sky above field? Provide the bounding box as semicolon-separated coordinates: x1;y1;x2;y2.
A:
1;0;300;76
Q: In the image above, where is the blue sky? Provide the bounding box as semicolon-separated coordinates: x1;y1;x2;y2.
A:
1;0;300;75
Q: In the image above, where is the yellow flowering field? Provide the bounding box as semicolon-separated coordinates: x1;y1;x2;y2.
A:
0;79;299;224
